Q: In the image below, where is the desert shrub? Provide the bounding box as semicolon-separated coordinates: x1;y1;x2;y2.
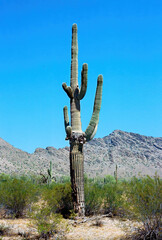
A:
103;175;116;184
31;206;67;239
0;224;10;236
58;175;70;183
0;174;10;182
92;218;104;227
84;181;103;216
126;175;162;239
26;174;44;185
42;182;73;218
103;181;125;216
0;176;38;218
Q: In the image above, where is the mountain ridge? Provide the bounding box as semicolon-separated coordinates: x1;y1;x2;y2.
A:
0;130;161;178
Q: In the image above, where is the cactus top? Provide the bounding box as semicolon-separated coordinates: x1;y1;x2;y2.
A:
63;24;103;141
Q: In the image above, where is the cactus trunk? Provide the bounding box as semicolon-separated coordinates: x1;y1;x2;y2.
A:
62;24;103;216
70;141;85;215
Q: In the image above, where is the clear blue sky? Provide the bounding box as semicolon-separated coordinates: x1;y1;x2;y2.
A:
0;0;161;153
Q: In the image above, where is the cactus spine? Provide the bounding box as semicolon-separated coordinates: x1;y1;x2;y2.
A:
62;24;103;216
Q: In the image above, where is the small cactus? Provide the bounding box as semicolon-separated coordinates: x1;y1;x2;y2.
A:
114;164;118;184
40;161;55;185
47;161;53;185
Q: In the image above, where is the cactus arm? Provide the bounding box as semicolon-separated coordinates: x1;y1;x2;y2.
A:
63;106;69;129
47;169;51;177
85;75;103;141
62;83;73;98
66;126;72;139
80;63;88;98
77;63;88;100
63;106;72;139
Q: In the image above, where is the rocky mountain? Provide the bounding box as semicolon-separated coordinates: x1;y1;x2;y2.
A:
0;130;161;178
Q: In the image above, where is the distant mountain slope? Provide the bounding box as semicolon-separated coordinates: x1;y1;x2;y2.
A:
0;130;161;178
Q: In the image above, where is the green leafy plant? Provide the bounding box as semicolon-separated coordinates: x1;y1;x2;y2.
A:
31;206;67;240
126;175;162;239
84;181;103;216
103;175;116;184
103;181;125;216
0;176;38;218
42;182;73;218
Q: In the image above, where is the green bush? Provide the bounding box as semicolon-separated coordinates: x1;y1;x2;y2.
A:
0;173;10;183
85;181;103;216
58;175;70;183
103;181;125;215
126;175;162;239
0;176;38;218
103;175;116;184
42;182;73;218
31;207;67;239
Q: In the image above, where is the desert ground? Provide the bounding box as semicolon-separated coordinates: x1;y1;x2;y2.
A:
0;216;142;240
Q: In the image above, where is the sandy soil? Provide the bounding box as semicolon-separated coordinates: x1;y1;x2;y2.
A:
66;217;141;240
0;216;141;240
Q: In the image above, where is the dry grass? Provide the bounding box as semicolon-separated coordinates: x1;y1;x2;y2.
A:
0;216;142;240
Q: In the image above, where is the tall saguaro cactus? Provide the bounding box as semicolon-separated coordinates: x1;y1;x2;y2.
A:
62;24;103;216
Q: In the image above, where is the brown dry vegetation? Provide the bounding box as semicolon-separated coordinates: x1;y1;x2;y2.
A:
0;216;142;240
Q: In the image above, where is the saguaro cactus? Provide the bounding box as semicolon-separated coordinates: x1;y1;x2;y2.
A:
62;24;103;216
